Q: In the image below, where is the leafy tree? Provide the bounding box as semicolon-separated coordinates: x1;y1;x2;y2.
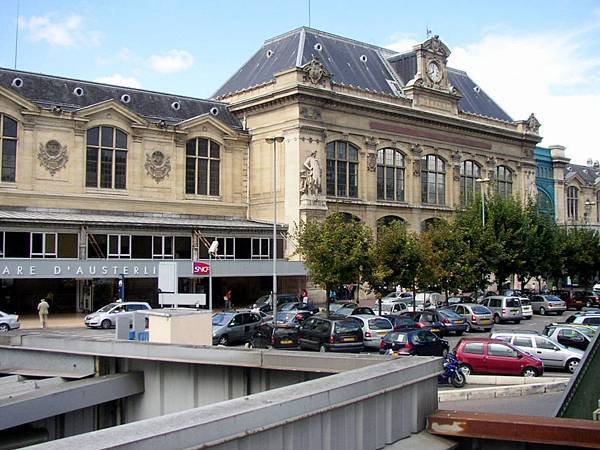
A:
562;227;600;288
292;213;373;315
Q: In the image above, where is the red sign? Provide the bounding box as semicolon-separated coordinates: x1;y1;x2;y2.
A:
193;261;211;276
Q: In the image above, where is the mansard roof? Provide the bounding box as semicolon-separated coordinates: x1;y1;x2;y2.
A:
0;67;241;129
214;27;514;123
565;163;600;186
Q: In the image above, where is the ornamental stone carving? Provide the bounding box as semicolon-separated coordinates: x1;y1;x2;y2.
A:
38;140;68;176
367;153;377;172
453;164;461;181
411;143;424;155
413;159;421;176
300;150;322;196
302;58;331;84
144;150;171;183
525;113;541;134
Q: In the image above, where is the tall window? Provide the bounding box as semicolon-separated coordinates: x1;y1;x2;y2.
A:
251;238;270;259
460;160;481;206
326;141;359;197
1;114;17;182
86;126;128;189
421;155;445;205
495;165;513;198
377;148;404;202
567;186;579;220
153;236;174;259
30;232;57;258
186;138;220;195
108;234;131;259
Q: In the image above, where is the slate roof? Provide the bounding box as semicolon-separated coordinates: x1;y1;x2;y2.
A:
0;68;241;129
214;27;513;122
565;163;600;185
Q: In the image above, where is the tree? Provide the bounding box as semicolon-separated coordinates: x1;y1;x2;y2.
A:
562;227;600;288
293;213;373;315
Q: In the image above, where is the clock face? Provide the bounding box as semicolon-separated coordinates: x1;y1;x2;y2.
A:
427;61;442;82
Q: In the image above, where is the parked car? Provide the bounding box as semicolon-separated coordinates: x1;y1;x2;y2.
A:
491;331;583;373
529;294;566;315
433;309;469;336
251;320;301;350
519;298;533;320
543;324;596;351
84;301;151;329
450;303;493;332
551;290;585;310
375;302;408;315
402;311;445;336
386;314;418;332
415;292;443;308
447;296;475;306
563;313;600;326
279;302;320;315
480;296;523;324
298;316;363;352
251;293;299;314
379;329;449;356
328;302;358;314
349;315;394;349
574;291;600;308
381;292;413;303
0;310;20;332
212;311;263;346
333;306;375;317
455;338;543;377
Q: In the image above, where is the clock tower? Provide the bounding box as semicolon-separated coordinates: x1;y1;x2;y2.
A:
403;35;462;114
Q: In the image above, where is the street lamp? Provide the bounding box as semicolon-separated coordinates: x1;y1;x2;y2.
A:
476;178;491;226
266;136;284;325
208;240;219;311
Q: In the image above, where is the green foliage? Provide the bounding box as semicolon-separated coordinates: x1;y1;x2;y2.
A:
562;227;600;287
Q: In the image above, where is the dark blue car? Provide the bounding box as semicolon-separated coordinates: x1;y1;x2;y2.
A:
379;329;449;356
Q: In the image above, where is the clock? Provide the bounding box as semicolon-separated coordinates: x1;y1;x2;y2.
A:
427;61;442;83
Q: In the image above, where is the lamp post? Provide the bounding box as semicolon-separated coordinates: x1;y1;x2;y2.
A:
208;240;219;311
476;178;491;226
266;136;284;325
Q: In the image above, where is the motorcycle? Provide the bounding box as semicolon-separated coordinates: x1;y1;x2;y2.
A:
438;352;466;388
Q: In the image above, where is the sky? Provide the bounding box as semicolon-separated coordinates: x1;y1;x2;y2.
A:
0;0;598;164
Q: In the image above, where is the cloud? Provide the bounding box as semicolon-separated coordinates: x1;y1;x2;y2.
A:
19;14;101;47
385;33;420;53
449;28;600;164
94;74;141;89
149;49;194;74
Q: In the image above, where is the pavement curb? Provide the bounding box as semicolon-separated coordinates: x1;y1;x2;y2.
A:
438;379;569;402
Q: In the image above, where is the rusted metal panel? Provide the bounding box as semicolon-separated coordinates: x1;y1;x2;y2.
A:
428;410;600;448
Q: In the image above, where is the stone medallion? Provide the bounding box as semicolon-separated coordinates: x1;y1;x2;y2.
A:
38;140;68;176
145;150;171;183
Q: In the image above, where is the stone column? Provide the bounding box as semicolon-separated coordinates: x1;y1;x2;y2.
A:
549;145;569;224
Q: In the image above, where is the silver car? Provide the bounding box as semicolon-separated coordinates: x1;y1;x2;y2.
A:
529;295;567;315
491;331;583;373
0;310;20;332
212;311;263;346
481;296;523;324
84;301;151;329
451;303;493;332
349;315;393;349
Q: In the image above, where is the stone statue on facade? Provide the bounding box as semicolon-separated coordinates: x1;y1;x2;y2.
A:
300;150;322;196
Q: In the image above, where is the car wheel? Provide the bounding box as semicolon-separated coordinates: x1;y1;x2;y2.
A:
218;335;230;346
539;307;546;315
442;348;449;358
566;358;579;374
493;315;500;324
465;322;471;333
0;323;9;333
319;344;328;353
522;367;538;377
100;319;112;329
460;364;472;376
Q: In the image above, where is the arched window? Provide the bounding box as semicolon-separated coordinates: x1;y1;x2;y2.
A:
421;154;445;205
377;148;404;201
0;114;17;182
567;186;578;220
460;160;481;206
326;141;359;197
495;165;513;198
86;126;128;189
537;190;554;218
186;138;220;195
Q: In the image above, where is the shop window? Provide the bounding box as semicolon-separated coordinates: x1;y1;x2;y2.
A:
31;232;57;258
86;126;128;189
185;138;220;195
326;141;359;197
1;114;17;182
108;234;131;259
153;236;174;259
252;238;270;259
57;233;78;258
421;154;445;205
174;237;191;259
235;238;251;259
4;231;29;258
377;148;405;202
131;236;152;259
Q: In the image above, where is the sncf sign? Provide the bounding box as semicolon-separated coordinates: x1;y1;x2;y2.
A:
192;261;211;275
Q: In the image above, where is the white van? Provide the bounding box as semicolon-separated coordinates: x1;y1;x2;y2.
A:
84;301;151;329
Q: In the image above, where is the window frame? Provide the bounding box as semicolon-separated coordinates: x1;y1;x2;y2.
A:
85;126;128;190
495;165;513;198
185;137;221;196
216;237;235;259
251;237;270;259
326;141;359;198
420;154;446;205
567;186;579;220
152;236;175;259
0;113;18;182
460;160;481;206
107;234;131;259
30;232;57;258
376;147;405;202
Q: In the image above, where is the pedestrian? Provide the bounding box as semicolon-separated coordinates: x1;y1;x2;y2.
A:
37;298;50;328
301;288;309;304
223;289;232;310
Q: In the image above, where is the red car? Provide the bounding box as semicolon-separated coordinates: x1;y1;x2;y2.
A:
455;338;544;377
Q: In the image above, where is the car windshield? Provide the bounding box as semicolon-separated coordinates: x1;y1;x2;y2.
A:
546;295;562;302
280;303;299;311
212;313;234;326
276;312;297;322
254;295;270;306
368;318;393;330
335;307;354;316
472;306;491;314
97;303;118;313
334;320;360;333
506;298;521;307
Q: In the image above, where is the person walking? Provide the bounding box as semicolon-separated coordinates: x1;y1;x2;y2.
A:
223;289;233;310
301;288;309;304
37;298;50;328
